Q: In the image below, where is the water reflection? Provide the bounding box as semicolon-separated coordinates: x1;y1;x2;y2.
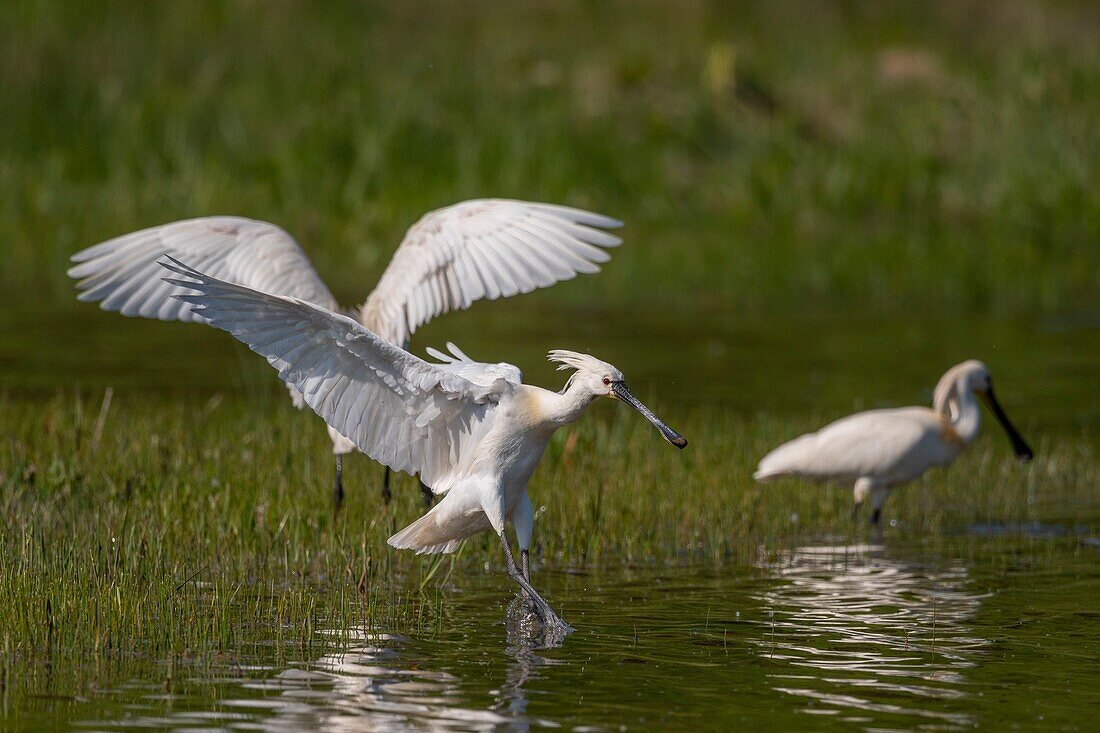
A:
78;627;551;732
491;600;570;729
754;543;988;730
39;546;1100;732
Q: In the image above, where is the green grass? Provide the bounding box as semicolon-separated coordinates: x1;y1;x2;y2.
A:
3;390;1096;699
1;0;1098;314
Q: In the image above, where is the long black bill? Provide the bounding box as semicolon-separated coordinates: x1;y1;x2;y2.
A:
981;386;1033;461
611;382;687;449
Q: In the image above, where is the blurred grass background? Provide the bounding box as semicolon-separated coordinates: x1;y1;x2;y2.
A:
1;0;1097;315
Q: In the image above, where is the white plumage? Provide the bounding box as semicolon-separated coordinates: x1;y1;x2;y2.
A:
160;258;687;632
755;360;1033;524
359;200;622;345
68;199;622;503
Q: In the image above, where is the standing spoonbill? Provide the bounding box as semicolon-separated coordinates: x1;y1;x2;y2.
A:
67;200;622;509
754;360;1033;525
160;257;687;632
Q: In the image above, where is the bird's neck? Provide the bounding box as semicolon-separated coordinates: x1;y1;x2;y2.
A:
935;380;981;445
540;379;598;427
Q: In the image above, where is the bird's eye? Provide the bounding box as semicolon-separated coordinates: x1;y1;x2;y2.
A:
602;377;611;386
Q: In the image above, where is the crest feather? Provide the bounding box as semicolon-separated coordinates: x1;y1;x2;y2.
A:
547;349;615;374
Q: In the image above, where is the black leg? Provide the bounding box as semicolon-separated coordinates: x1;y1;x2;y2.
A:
381;466;392;505
851;502;861;522
498;532;570;632
333;455;344;513
419;479;434;507
520;549;532;602
871;508;882;526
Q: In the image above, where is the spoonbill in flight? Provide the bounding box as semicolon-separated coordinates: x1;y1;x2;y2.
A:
159;257;687;632
754;360;1033;525
68;200;622;509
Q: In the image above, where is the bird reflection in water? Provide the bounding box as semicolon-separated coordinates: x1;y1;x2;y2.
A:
74;621;560;732
489;601;570;729
203;626;554;732
754;544;988;730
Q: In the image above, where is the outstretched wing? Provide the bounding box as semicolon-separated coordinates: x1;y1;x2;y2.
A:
360;199;621;344
69;217;339;321
161;258;513;493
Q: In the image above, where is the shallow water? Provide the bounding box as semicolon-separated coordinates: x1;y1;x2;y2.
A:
9;532;1100;732
2;304;1098;730
3;302;1098;438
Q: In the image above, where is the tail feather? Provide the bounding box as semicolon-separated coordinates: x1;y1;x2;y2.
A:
388;508;466;555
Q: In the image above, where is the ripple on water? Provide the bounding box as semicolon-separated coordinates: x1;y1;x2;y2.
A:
76;625;561;732
754;543;988;730
51;536;1100;732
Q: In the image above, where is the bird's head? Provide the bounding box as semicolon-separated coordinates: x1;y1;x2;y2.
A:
548;350;687;449
957;359;993;394
938;359;1033;461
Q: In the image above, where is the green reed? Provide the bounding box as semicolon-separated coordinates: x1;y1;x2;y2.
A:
2;390;1095;692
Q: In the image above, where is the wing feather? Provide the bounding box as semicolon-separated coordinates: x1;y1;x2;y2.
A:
69;217;339;322
755;408;939;485
360;199;621;344
160;257;512;493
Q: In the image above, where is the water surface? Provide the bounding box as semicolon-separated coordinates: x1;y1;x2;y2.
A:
3;302;1097;437
10;533;1099;732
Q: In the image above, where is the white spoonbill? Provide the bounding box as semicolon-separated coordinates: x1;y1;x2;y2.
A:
67;200;622;508
160;257;687;631
754;360;1033;525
